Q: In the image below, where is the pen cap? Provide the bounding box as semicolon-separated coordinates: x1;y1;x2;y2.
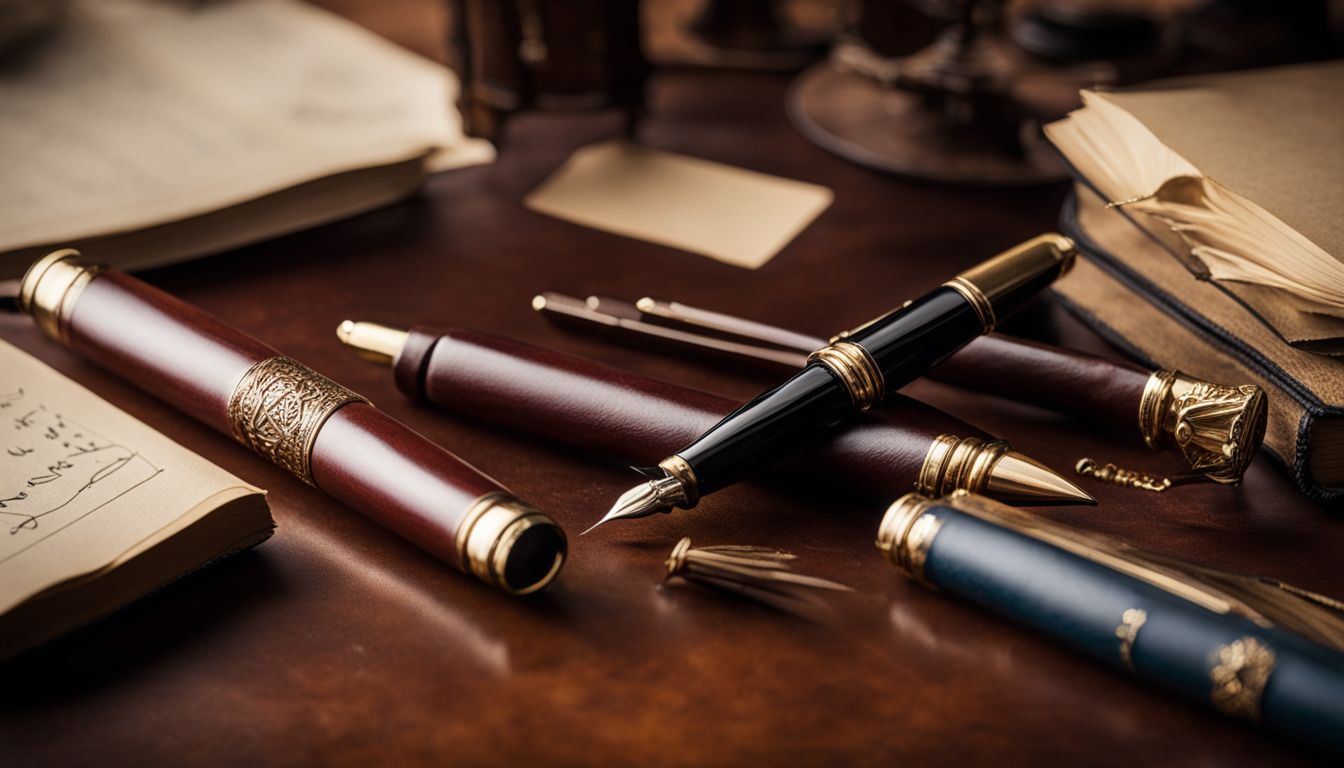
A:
947;233;1076;332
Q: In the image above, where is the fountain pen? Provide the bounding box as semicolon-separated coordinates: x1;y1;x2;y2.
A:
591;233;1077;532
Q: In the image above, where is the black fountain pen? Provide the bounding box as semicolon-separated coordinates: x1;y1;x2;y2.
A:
588;233;1077;533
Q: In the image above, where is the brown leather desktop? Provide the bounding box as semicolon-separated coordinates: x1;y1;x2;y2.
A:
3;3;1340;765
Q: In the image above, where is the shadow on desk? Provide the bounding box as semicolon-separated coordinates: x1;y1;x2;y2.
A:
0;550;286;707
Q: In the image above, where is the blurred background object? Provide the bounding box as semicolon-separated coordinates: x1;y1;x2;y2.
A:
644;0;838;70
0;0;64;53
450;0;649;144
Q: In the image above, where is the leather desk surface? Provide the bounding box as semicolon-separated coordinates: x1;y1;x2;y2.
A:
3;3;1340;765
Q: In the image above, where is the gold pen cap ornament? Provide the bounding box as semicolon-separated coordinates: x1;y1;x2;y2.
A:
1139;370;1267;485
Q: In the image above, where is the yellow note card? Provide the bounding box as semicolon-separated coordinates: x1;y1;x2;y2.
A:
525;141;833;269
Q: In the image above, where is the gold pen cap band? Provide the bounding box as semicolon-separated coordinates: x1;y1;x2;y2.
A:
18;249;103;345
876;492;943;584
457;492;567;595
336;320;410;365
944;233;1077;333
1138;370;1267;484
917;434;1094;506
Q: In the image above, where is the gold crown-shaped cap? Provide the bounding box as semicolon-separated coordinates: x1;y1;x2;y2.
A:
1140;371;1269;485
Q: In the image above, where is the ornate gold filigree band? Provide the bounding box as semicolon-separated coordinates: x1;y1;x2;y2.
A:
916;435;1011;498
942;276;996;334
809;341;885;412
226;356;368;486
876;493;945;585
1210;636;1276;721
1138;370;1268;485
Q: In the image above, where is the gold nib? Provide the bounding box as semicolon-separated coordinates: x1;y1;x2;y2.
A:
336;320;410;365
987;450;1095;506
583;475;689;535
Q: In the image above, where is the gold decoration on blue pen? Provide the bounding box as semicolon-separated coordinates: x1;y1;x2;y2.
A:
1210;637;1276;721
876;493;944;585
1115;608;1147;672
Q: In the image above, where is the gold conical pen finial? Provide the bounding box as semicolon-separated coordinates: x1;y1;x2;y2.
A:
336;320;410;366
917;434;1094;506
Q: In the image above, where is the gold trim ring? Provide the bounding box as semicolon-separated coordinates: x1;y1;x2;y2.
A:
659;454;700;507
916;435;1009;497
809;341;885;412
226;356;368;486
876;493;944;585
943;276;996;334
456;492;567;595
1139;370;1179;449
18;249;104;345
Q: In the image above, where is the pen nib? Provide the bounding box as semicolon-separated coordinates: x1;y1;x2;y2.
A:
583;475;689;534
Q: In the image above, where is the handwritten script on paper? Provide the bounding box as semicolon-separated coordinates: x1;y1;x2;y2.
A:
0;390;161;562
0;340;262;616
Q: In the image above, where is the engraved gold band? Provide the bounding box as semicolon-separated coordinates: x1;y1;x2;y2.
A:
942;276;996;334
876;493;945;585
1210;636;1276;721
1115;608;1147;672
809;341;885;412
226;356;368;486
18;249;104;345
659;454;700;507
456;492;567;595
916;435;1011;497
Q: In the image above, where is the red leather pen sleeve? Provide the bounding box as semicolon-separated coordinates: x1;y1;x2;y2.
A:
934;334;1150;432
397;327;990;498
67;270;278;431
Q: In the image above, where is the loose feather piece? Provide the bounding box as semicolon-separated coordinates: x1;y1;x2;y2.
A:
663;537;853;614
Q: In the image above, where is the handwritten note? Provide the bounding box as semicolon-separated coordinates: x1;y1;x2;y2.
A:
0;340;261;615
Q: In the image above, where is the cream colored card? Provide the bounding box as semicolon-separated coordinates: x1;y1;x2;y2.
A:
524;141;833;269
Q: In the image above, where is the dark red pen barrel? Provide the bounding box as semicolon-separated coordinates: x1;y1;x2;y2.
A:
933;334;1150;432
394;326;989;500
18;253;565;594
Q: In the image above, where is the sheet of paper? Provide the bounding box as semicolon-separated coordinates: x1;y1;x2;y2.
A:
0;0;492;252
0;341;259;614
524;141;833;269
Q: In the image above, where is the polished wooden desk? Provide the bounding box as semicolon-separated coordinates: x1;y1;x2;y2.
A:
3;4;1340;765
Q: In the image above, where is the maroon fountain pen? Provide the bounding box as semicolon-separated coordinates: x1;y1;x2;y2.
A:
10;250;566;595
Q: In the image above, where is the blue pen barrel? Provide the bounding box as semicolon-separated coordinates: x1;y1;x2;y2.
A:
877;492;1344;758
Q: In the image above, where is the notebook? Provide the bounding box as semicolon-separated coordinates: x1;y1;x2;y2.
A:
0;0;494;278
0;340;273;657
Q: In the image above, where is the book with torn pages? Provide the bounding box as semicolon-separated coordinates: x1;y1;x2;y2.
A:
0;340;273;658
1046;61;1344;355
0;0;494;278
